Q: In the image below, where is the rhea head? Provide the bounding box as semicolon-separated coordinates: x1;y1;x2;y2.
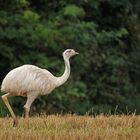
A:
63;49;79;59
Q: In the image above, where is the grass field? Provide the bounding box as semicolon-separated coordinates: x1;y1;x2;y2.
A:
0;114;139;140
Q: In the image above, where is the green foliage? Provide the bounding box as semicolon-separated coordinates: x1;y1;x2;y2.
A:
63;5;85;18
23;10;40;22
0;0;140;116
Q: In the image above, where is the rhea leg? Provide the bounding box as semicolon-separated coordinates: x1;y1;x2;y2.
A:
1;93;18;126
24;94;38;118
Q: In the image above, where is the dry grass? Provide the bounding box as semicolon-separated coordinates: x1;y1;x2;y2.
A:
0;114;139;140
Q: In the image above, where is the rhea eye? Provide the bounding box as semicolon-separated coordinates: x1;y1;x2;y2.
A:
67;50;72;53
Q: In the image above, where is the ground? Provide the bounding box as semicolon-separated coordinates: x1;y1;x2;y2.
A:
0;115;139;140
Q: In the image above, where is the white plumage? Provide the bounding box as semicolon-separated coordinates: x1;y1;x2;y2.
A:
1;49;78;126
1;65;57;96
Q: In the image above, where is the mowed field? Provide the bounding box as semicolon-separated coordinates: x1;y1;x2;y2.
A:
0;115;139;140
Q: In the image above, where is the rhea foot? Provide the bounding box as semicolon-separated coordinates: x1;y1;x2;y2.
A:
13;118;18;127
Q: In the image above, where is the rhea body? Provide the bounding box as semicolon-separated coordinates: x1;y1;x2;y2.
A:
1;49;78;126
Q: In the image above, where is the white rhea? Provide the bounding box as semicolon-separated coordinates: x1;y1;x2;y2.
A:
1;49;78;126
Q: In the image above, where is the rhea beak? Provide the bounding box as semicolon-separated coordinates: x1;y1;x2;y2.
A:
75;52;79;55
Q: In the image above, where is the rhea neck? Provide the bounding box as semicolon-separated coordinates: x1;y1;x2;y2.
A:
56;55;70;87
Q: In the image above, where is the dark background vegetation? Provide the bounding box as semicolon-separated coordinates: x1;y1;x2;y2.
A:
0;0;140;116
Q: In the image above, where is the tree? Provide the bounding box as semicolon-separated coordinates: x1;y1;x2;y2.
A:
0;0;140;116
